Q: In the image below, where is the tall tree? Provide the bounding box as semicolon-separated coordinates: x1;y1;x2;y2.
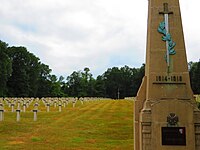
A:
66;71;82;97
49;75;65;97
37;63;52;97
103;67;123;99
65;68;95;97
94;75;106;97
82;67;95;97
101;65;145;99
7;46;40;97
26;53;41;96
0;41;12;96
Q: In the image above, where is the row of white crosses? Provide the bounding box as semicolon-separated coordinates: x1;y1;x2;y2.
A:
0;97;37;121
0;97;108;122
41;97;77;111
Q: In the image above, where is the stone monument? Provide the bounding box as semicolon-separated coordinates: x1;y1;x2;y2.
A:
134;0;200;150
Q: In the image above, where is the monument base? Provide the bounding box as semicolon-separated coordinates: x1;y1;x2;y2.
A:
135;97;200;150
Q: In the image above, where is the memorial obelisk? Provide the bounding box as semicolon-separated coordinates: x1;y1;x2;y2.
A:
134;0;200;150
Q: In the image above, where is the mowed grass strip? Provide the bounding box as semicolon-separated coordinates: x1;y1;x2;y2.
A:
0;99;133;150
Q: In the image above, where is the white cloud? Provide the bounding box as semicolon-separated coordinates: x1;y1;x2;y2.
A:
180;0;200;62
0;0;199;78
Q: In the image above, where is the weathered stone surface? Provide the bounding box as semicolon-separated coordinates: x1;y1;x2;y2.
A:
134;0;200;150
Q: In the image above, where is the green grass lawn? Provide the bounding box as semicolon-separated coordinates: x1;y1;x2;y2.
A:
0;99;133;150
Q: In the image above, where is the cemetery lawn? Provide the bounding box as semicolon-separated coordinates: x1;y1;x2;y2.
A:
0;99;133;150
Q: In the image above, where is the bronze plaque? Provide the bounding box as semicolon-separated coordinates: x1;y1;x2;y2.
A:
162;127;186;146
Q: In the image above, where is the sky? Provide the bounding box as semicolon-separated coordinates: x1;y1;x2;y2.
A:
0;0;199;78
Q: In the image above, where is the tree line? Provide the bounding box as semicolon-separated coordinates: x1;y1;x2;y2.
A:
0;40;199;98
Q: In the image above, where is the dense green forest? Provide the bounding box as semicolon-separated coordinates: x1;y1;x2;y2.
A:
0;40;199;98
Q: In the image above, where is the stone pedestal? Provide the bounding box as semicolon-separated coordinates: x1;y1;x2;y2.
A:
59;104;62;112
0;109;4;121
11;104;15;112
33;109;38;121
134;0;200;150
73;101;76;108
23;104;26;112
63;102;66;108
66;100;69;105
16;109;20;122
46;103;50;112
